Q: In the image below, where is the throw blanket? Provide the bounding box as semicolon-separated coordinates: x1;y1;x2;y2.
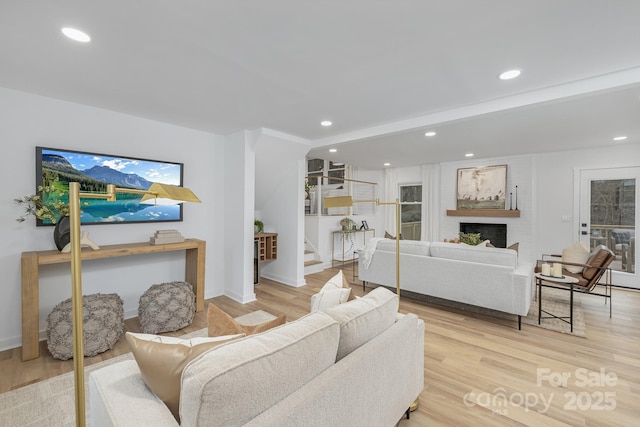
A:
361;238;384;269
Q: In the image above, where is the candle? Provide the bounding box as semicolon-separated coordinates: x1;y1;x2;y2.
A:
541;263;551;276
552;263;563;277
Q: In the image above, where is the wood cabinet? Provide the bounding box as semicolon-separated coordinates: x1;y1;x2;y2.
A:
254;233;277;285
255;232;278;261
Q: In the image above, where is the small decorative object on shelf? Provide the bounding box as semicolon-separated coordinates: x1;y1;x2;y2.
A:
150;229;185;245
254;219;264;234
61;231;99;253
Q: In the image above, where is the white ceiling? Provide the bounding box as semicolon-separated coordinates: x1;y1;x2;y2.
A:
2;1;640;169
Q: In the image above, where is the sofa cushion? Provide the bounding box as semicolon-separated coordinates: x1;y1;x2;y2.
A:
430;241;517;268
562;242;590;273
324;286;398;361
376;239;431;257
180;311;340;426
207;303;286;337
125;332;244;421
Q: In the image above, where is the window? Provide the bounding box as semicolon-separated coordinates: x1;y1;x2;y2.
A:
306;158;346;186
400;184;422;240
307;158;324;186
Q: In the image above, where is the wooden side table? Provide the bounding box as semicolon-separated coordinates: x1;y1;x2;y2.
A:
535;272;579;332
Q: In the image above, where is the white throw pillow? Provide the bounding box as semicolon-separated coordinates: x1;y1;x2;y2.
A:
309;270;354;312
562;241;590;274
321;270;349;291
310;288;352;312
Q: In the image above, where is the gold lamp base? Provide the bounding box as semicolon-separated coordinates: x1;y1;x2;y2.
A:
409;399;419;412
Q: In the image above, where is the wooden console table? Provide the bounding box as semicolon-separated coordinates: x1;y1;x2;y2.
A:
21;238;206;361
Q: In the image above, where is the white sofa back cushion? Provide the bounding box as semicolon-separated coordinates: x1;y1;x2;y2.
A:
324;286;399;361
430;241;517;268
179;311;340;427
376;239;431;256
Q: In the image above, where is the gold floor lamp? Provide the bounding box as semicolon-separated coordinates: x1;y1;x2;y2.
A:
68;181;201;427
323;195;401;296
324;194;417;413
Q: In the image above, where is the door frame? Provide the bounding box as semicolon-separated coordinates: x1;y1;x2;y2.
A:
573;166;639;288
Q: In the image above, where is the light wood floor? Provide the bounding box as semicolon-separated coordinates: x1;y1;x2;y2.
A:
2;268;639;426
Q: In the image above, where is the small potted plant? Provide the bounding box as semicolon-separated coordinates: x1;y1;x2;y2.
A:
339;217;357;231
254;219;264;234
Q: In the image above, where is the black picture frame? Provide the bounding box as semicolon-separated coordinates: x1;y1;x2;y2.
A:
36;146;185;226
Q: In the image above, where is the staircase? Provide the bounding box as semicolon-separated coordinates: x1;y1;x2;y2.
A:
304;237;324;275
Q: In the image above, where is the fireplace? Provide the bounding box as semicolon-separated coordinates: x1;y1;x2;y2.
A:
460;223;507;248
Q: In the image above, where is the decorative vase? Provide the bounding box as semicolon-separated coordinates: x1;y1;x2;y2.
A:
53;216;71;251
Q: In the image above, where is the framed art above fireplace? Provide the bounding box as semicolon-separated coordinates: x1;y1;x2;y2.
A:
36;146;185;226
456;164;507;210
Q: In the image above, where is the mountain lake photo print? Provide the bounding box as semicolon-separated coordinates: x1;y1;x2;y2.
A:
36;147;184;225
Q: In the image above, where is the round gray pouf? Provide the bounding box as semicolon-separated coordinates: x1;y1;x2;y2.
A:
138;281;195;334
46;293;124;361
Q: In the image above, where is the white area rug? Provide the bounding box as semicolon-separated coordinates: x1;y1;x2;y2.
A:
0;310;275;426
522;287;586;337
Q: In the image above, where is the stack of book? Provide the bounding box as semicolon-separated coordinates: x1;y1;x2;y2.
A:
150;229;185;245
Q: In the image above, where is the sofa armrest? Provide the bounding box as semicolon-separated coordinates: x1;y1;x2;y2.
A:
89;359;178;427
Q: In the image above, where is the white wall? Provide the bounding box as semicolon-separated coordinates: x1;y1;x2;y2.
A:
533;144;640;262
255;131;310;287
0;88;226;351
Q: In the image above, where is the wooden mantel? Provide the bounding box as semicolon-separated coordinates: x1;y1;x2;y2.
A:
446;209;520;217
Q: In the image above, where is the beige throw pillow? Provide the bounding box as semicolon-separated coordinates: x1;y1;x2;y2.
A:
562;242;590;273
125;332;243;421
207;303;286;337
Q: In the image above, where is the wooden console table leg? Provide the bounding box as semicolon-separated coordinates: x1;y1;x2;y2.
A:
185;240;206;312
21;251;40;361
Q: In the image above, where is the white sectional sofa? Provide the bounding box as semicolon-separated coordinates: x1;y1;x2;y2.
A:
359;239;533;328
89;287;424;427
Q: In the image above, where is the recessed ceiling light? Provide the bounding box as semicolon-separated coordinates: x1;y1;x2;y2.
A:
383;162;391;166
465;153;474;157
329;148;337;153
321;121;332;127
424;131;436;137
613;136;628;141
61;27;91;42
499;69;521;80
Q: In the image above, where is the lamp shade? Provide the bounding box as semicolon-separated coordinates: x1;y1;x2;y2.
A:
140;183;201;205
323;195;353;208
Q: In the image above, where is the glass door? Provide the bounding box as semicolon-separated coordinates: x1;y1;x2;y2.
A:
579;168;638;288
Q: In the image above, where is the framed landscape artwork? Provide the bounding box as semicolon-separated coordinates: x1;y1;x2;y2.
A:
36;147;184;225
456;164;507;209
